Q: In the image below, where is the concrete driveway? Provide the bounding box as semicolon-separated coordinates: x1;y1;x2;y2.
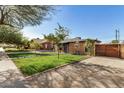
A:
1;51;124;88
81;56;124;70
25;57;124;88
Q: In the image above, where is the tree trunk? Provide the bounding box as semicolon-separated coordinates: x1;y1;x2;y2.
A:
58;48;60;59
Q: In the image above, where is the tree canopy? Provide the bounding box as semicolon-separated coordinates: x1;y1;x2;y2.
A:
0;25;24;45
0;5;54;46
44;33;56;43
44;24;70;59
44;24;69;46
0;5;53;29
54;23;69;43
111;40;119;44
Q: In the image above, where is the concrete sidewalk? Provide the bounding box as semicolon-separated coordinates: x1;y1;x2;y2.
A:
0;48;28;88
0;54;17;72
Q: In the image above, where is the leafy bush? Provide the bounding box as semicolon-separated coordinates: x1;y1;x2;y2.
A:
0;25;23;45
29;41;42;50
111;40;119;44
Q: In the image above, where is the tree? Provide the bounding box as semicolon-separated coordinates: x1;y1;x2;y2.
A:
44;24;69;59
29;40;42;50
0;6;54;47
0;5;53;29
55;24;69;59
111;40;119;44
0;25;23;45
0;25;31;49
85;38;95;56
55;23;69;42
20;37;29;49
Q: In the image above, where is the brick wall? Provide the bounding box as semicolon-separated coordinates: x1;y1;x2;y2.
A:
68;42;85;54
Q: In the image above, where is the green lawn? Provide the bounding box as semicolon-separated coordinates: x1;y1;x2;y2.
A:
8;52;88;76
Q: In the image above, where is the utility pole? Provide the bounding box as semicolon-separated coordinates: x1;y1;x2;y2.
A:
115;29;120;57
115;29;120;43
115;29;118;41
117;29;120;43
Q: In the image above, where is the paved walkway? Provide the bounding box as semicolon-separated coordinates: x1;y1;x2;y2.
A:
0;49;28;88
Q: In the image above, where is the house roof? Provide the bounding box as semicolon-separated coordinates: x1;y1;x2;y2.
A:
31;38;48;44
60;37;101;44
32;37;101;44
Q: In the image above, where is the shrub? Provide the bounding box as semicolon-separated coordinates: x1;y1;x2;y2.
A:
29;41;42;50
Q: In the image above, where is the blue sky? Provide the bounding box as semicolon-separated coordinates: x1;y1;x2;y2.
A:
22;5;124;42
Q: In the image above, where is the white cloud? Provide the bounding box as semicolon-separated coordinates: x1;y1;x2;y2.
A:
21;27;42;40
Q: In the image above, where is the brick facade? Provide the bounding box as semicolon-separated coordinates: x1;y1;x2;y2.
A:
41;42;53;50
32;38;53;50
68;42;85;54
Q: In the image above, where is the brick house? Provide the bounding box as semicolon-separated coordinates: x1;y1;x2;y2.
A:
31;38;53;50
60;37;101;55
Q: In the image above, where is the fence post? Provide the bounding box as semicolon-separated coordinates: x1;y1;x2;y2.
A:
94;44;96;56
120;44;121;58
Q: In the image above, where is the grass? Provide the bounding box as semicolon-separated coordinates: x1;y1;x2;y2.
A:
8;52;88;76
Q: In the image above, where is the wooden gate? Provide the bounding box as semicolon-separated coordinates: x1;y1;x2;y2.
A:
95;44;120;58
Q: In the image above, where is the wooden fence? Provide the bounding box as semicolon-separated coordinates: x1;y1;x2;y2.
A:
95;44;124;58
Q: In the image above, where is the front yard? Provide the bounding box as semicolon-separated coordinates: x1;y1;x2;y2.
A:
8;52;88;76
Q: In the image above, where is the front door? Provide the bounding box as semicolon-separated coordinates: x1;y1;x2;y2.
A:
63;44;69;53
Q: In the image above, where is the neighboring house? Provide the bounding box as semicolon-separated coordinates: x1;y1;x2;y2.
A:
60;37;101;55
31;38;53;50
